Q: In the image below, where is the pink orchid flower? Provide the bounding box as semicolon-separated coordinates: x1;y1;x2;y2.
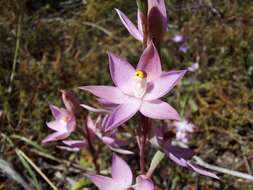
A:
42;105;76;143
80;43;186;131
150;126;219;179
57;115;133;154
86;154;154;190
116;0;167;43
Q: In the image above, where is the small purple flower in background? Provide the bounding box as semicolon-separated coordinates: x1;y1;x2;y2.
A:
80;43;186;131
42;105;76;143
116;0;167;44
173;119;197;144
187;62;199;72
86;154;154;190
172;33;189;53
149;126;219;179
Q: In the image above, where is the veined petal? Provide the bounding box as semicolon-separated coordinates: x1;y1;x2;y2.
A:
137;43;162;82
108;52;135;95
115;8;143;42
79;86;129;104
111;154;133;187
42;131;69;144
140;100;180;120
86;174;120;190
144;70;187;100
105;99;141;131
133;175;154;190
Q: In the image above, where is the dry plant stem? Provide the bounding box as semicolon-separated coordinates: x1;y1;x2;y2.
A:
83;118;100;174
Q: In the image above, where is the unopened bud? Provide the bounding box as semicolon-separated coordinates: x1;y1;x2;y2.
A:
61;90;81;115
147;0;167;47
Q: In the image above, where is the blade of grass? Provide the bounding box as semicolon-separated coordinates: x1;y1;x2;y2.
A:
16;149;58;190
16;150;41;190
8;4;23;93
11;134;48;153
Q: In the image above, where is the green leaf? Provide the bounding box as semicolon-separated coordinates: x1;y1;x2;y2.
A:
69;179;90;190
147;150;165;177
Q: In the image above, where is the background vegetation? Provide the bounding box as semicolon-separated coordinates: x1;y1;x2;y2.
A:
0;0;253;189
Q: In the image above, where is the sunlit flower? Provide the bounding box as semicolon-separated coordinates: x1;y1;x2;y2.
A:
86;154;154;190
80;43;186;131
42;105;76;143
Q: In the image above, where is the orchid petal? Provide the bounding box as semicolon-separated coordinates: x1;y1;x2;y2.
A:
115;8;143;42
111;154;133;187
140;100;180;120
49;105;62;120
144;70;187;100
168;152;188;167
108;52;136;95
137;43;162;81
134;175;154;190
46;120;67;132
105;100;141;131
66;116;76;132
86;174;120;190
42;131;69;144
79;86;129;104
97;98;118;110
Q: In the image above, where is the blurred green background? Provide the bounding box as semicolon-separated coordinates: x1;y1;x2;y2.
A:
0;0;253;189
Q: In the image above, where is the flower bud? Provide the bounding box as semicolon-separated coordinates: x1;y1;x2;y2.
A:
61;90;81;115
147;0;167;47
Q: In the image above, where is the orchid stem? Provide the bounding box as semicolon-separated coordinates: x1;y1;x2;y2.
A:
83;117;100;174
137;114;150;174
